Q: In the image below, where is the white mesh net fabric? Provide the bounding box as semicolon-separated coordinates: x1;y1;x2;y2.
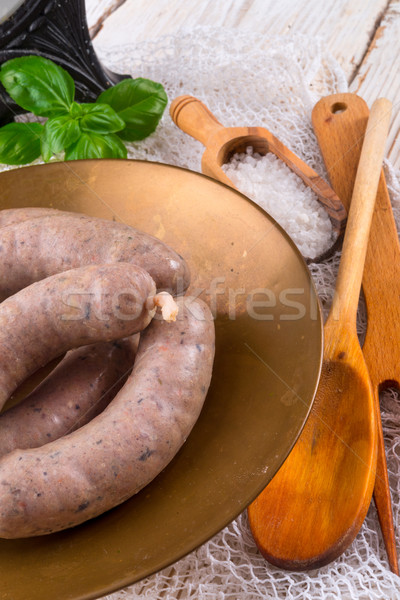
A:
92;28;400;599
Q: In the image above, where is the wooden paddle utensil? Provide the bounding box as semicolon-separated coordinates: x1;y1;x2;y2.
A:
313;92;400;575
169;95;347;244
247;97;391;570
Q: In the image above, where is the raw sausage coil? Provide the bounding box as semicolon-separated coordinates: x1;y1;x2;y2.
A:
0;297;215;538
0;262;157;409
0;210;190;299
0;337;138;458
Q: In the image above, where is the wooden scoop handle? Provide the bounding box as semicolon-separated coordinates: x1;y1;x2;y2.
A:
170;95;225;146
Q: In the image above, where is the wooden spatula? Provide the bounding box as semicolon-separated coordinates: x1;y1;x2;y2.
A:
247;97;391;570
170;95;347;252
312;92;400;575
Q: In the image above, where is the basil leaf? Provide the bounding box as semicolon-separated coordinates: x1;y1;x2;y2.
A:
69;102;84;119
79;103;125;134
97;78;167;141
0;56;74;117
64;131;127;160
40;133;53;163
43;115;81;154
0;122;43;165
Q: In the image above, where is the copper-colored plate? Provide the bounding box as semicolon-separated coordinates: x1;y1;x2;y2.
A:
0;160;323;600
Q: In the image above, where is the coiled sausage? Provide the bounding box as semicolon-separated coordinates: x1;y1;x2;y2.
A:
0;297;215;538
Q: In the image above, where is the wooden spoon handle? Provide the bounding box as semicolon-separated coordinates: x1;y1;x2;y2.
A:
328;98;392;327
169;95;225;146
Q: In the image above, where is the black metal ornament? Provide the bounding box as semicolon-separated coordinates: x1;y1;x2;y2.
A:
0;0;130;124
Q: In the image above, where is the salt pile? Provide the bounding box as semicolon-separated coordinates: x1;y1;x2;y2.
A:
222;147;334;259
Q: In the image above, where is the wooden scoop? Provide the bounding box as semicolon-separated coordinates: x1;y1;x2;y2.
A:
170;95;347;248
313;93;400;574
247;97;391;570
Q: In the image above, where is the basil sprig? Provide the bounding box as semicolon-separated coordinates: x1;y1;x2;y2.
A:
0;56;168;164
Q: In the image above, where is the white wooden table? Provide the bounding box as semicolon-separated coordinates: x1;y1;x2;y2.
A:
85;0;400;170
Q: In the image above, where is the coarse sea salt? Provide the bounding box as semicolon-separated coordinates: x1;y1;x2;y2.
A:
222;147;334;259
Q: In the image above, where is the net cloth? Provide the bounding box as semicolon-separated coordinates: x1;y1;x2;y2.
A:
4;26;399;599
91;28;400;600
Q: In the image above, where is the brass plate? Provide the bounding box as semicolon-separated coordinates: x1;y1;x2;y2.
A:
0;160;323;600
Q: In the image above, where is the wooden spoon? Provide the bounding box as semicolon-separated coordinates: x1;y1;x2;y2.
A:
247;97;391;570
169;95;346;245
313;92;400;574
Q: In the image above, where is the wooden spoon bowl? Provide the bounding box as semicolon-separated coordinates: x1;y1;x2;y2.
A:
170;94;347;241
249;320;377;569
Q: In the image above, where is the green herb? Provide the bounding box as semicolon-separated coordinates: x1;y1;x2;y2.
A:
79;103;126;134
42;115;81;155
0;122;44;165
0;55;168;165
64;132;127;160
97;78;168;141
0;56;74;117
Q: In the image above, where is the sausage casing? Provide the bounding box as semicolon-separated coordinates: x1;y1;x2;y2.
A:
0;262;156;409
0;211;190;298
0;337;138;457
0;207;60;228
0;297;215;538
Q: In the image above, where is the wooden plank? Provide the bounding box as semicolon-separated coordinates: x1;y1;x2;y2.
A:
350;0;400;169
85;0;127;38
89;0;387;80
